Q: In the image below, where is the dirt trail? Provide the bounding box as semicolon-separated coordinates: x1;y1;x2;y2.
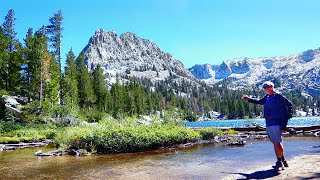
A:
223;154;320;180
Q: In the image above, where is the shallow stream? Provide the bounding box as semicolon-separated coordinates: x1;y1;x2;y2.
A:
1;136;319;179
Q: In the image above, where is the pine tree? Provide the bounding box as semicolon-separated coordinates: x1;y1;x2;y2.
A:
110;80;123;118
63;49;78;110
76;53;95;108
0;26;8;89
1;9;23;93
23;27;52;107
24;28;40;101
43;55;60;117
92;64;107;112
47;10;63;104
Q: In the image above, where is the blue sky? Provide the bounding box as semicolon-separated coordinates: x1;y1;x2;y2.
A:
1;0;320;68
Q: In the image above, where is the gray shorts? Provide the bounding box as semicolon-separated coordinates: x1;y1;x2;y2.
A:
266;125;282;143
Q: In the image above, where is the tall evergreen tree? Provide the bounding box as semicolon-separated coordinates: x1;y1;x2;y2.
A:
23;27;52;106
43;55;60;117
110;80;124;118
76;53;95;108
24;28;39;101
47;10;63;103
0;26;8;89
92;64;107;112
1;9;23;93
63;49;79;110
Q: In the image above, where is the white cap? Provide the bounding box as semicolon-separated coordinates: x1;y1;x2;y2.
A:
262;81;274;89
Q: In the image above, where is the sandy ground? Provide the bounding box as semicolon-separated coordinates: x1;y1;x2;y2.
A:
223;154;320;180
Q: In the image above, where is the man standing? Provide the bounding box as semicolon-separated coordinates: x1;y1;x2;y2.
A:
242;81;289;170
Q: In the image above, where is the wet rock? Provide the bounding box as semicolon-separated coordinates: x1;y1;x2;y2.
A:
240;134;250;138
35;150;53;156
0;140;53;151
35;150;63;156
314;131;320;137
252;135;268;139
304;131;313;135
179;142;193;148
50;150;63;156
226;140;246;146
288;128;297;134
1;145;16;151
68;149;80;156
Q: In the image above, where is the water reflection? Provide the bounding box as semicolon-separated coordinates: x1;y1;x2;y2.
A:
0;136;319;179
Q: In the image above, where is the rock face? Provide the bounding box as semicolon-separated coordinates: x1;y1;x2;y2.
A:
82;29;196;87
189;48;320;96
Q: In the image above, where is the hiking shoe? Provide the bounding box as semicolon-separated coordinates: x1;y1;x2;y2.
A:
273;160;285;171
282;159;289;167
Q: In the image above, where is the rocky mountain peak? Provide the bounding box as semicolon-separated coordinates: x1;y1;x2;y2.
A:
82;29;196;87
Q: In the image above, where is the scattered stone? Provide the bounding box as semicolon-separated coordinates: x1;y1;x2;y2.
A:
0;140;53;151
226;140;246;146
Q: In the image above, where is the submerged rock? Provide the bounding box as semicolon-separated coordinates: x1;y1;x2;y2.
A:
35;150;63;156
226;140;246;146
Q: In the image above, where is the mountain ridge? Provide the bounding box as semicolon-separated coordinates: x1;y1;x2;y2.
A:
81;29;320;97
82;29;197;89
189;48;320;96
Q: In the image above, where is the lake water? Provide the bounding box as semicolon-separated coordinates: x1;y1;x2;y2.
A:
185;117;320;128
1;136;319;179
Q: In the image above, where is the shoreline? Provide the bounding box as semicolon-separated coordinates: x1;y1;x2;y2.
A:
223;154;320;179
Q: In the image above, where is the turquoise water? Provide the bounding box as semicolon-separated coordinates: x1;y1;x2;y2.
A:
185;117;320;128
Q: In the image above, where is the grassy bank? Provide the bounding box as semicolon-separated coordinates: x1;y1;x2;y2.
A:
55;118;223;154
0;122;61;143
1;117;223;154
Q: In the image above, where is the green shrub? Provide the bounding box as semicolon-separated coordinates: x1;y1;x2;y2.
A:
198;128;223;140
78;109;107;123
3;123;61;140
55;119;200;153
0;121;23;134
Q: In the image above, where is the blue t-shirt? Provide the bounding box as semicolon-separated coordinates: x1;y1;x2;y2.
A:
263;94;283;127
248;92;288;129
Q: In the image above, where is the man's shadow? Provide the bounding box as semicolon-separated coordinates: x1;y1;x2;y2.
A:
229;168;280;179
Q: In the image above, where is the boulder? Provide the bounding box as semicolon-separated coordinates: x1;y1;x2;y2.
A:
1;95;25;115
